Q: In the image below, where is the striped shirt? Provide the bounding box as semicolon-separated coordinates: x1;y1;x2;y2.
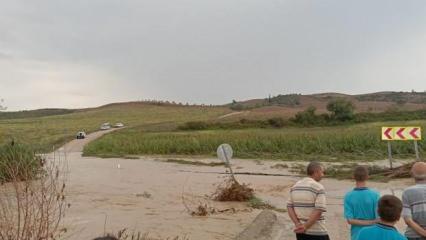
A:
402;184;426;239
287;177;327;236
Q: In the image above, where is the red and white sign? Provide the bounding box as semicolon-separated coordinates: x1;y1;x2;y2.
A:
382;127;422;141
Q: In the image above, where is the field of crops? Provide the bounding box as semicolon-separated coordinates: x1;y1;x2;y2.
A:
83;120;426;161
0;103;230;152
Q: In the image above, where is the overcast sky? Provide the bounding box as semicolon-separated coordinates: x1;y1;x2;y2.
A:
1;0;426;111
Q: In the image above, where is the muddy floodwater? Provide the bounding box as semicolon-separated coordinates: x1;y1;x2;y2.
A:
49;131;413;240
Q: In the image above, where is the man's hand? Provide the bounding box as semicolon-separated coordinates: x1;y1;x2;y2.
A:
293;223;305;233
404;217;426;237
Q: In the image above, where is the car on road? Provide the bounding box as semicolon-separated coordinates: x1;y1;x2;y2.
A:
114;122;124;128
76;131;86;139
100;123;111;130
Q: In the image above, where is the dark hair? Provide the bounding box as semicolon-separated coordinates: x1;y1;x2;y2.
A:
353;166;369;182
307;161;322;176
378;195;402;222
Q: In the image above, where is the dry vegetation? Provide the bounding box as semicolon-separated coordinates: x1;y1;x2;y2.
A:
212;177;254;202
0;146;68;240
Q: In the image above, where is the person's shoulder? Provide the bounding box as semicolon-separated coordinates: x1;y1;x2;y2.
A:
308;179;324;190
356;225;376;236
344;189;355;199
402;185;421;197
366;188;380;197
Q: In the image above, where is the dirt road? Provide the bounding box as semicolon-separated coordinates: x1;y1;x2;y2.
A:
54;131;413;240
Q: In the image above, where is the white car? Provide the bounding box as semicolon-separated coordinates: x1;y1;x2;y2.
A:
114;122;124;128
100;123;111;130
76;131;86;139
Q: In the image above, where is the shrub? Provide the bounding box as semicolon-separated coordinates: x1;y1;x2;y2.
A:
292;106;323;126
178;121;210;130
267;117;285;128
326;99;355;121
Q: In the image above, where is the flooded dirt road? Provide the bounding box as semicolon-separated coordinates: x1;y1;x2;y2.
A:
53;131;413;240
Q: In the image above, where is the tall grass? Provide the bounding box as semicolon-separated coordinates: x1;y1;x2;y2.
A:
84;121;425;161
0;143;41;183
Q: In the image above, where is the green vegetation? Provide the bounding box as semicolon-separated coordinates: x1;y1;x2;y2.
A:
84;120;425;161
292;106;324;126
0;103;231;152
229;94;301;110
178;118;291;131
0;143;42;183
326;98;355;121
178;108;426;131
2;95;426;163
0;108;76;120
268;94;301;106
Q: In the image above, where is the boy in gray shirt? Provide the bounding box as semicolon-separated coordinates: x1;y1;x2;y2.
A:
402;162;426;240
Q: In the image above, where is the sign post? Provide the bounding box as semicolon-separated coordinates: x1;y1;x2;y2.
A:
414;141;420;160
382;127;422;168
387;141;393;169
217;144;236;182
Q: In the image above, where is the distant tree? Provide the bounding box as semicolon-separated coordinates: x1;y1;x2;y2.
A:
0;98;7;111
293;106;319;125
326;99;355;121
232;99;237;104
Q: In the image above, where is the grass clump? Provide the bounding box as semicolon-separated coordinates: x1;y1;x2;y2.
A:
0;143;42;183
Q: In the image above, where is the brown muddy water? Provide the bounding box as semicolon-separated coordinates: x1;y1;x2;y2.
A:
44;131;414;239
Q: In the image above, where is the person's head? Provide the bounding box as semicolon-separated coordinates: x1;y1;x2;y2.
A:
307;161;324;182
378;195;402;224
353;166;369;182
411;162;426;183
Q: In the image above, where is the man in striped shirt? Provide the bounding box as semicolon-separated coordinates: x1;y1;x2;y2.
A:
287;161;329;240
402;162;426;240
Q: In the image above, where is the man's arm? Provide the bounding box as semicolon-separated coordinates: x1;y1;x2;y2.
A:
347;219;378;226
404;217;426;237
402;191;425;237
287;206;302;226
303;209;323;230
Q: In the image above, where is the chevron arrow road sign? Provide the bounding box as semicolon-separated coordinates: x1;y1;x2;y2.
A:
381;127;421;141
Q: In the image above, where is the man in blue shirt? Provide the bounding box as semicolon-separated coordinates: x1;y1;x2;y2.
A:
344;166;380;240
356;195;407;240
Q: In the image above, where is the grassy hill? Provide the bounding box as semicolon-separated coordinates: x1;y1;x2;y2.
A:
0;102;230;152
0;108;77;120
1;92;425;161
224;91;426;121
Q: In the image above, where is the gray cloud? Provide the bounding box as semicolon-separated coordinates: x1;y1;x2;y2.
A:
1;0;426;110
